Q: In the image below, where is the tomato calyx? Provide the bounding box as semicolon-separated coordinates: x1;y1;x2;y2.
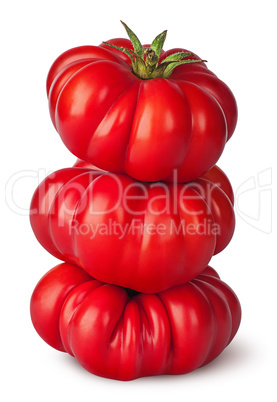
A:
103;21;207;80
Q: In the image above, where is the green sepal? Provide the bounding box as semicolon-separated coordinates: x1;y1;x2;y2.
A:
102;42;134;62
161;52;194;63
103;22;207;79
103;41;149;79
134;56;149;79
150;30;167;60
163;58;207;78
120;21;144;59
150;61;174;78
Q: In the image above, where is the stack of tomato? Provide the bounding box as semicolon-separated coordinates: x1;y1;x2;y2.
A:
30;22;241;381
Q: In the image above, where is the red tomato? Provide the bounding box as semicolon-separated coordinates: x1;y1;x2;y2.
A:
30;262;241;381
30;165;235;293
47;36;237;182
73;158;235;204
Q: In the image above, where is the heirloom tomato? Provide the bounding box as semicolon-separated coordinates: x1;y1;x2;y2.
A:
30;263;241;381
47;22;237;182
30;165;235;293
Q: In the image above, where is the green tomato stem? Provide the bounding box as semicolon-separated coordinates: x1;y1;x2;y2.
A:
104;22;207;79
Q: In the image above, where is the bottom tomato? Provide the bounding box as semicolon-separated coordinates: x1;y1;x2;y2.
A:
30;263;241;381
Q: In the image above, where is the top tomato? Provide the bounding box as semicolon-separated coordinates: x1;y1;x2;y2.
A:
47;22;237;182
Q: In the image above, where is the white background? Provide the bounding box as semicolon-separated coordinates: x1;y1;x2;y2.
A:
1;0;276;400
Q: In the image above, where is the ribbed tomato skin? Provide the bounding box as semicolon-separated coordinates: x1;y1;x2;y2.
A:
47;39;237;182
30;263;241;381
30;165;235;293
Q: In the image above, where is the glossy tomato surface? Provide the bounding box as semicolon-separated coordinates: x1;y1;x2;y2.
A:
47;38;237;182
30;263;241;381
30;165;235;293
73;158;235;204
